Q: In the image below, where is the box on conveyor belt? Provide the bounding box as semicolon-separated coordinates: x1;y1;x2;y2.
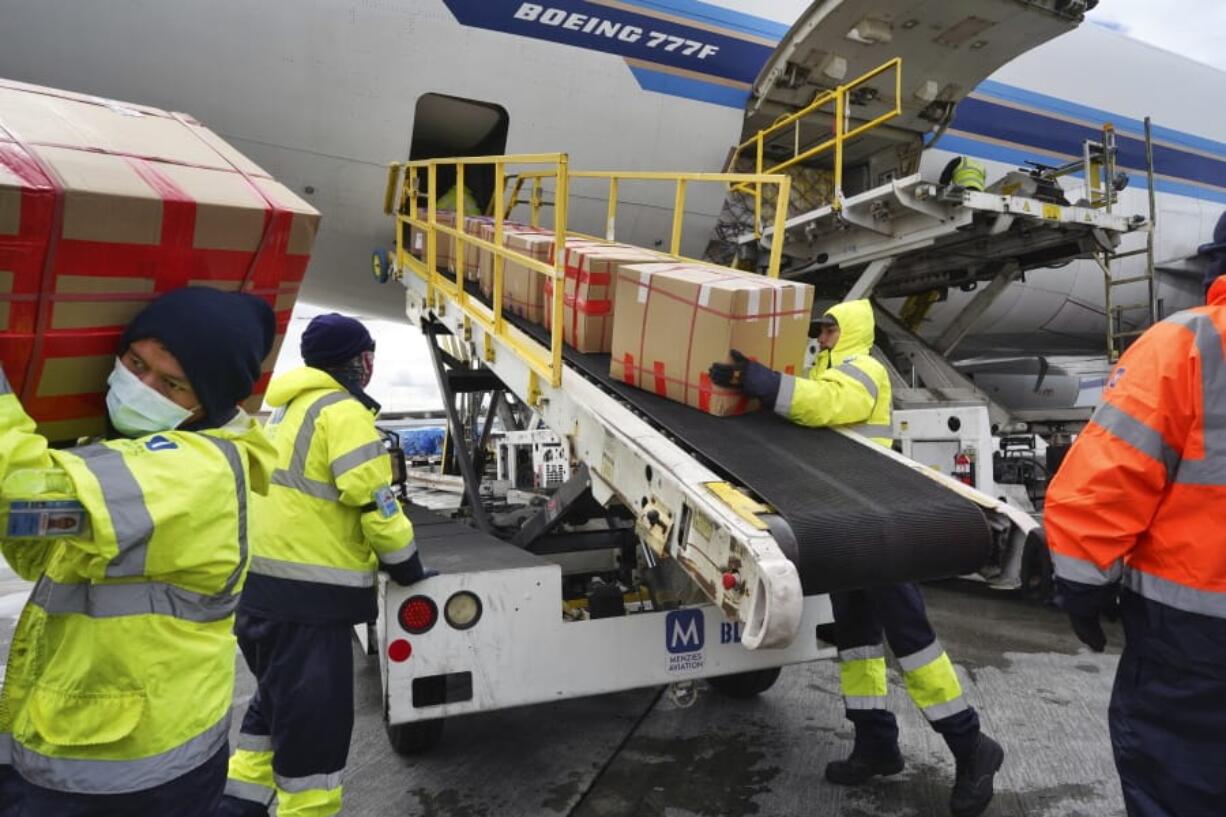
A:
499;233;604;324
475;221;551;296
610;263;814;416
544;243;662;353
0;78;320;442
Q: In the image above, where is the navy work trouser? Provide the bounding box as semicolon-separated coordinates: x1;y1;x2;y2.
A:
0;743;227;817
217;614;355;817
1110;594;1226;817
831;582;980;760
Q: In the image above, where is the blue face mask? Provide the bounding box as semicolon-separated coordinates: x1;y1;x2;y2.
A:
105;358;198;437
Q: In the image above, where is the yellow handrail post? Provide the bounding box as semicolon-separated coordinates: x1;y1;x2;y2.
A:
605;177;618;241
503;176;524;220
383;162;400;216
531;177;543;228
833;89;845;212
754;136;764;238
551;154;570;386
455;162;466;304
767;175;791;278
493;162;505;335
427;164;438;300
670;178;687;256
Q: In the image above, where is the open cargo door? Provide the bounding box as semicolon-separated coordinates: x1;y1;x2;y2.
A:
744;0;1094;189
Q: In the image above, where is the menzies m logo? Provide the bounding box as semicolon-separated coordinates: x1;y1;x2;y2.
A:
666;609;704;654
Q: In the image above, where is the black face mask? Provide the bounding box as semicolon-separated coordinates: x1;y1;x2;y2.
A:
324;355;380;413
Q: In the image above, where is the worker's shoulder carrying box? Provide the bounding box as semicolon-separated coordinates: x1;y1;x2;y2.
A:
0;78;320;442
610;262;814;416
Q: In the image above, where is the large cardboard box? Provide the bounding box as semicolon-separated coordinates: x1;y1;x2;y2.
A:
546;243;662;353
499;233;603;324
0;78;320;441
475;221;550;296
610;263;814;416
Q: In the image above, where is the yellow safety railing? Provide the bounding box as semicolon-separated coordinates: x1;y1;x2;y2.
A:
727;57;902;229
383;154;792;388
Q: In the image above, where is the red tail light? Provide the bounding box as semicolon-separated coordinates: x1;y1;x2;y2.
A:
398;596;438;634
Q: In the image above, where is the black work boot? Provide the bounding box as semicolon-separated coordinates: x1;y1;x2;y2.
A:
949;733;1004;817
824;745;905;785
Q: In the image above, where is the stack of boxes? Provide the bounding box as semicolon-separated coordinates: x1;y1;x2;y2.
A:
438;224;816;418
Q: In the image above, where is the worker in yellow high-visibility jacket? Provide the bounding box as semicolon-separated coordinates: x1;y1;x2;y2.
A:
0;287;278;817
711;299;1003;817
219;313;432;817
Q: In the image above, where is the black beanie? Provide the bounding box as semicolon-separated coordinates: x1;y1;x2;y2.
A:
300;313;375;368
121;287;276;428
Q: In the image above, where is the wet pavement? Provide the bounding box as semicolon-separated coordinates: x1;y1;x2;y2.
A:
0;567;1126;816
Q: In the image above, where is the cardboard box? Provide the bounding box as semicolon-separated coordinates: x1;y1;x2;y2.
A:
0;78;320;441
499;233;604;324
545;244;662;353
610;263;814;416
407;210;455;271
475;221;550;296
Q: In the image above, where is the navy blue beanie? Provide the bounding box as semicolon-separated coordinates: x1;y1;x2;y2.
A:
301;313;374;368
121;287;276;428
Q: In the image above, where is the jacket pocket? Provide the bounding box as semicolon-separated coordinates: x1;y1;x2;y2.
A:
22;683;146;747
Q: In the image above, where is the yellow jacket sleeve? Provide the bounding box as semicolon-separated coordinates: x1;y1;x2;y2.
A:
322;401;417;565
1;366;64;578
778;360;877;428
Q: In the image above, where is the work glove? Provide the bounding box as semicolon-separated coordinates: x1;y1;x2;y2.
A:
1067;595;1119;653
382;551;439;586
708;350;782;408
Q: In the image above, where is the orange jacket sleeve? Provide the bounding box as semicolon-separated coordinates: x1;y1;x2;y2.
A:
1044;319;1196;585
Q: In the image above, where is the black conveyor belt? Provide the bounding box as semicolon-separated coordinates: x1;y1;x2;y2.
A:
466;291;991;594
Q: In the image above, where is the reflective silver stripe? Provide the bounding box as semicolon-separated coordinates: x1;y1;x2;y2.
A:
845;422;893;440
275;770;344;793
843;696;888;710
291;392;350;473
898;640;945;673
838;645;885;662
225;778;276;805
835;361;880;403
248;556;375;588
921;696;970;722
11;711;230;794
773;374;796;418
1165;311;1226;485
271;469;341;501
331;440;386;480
74;444;154;579
379;538;418;566
1124;567;1226;619
203;436;248;598
1091;403;1180;476
0;367;12;394
236;733;273;753
29;575;238;623
0;732;11;764
1051;551;1123;587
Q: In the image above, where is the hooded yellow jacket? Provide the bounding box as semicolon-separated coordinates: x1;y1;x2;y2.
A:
775;299;893;447
240;367;419;625
0;366;276;794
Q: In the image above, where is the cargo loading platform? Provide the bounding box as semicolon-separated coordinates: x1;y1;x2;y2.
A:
383;153;1038;650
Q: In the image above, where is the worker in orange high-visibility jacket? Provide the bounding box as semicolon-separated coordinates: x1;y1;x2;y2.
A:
711;300;1003;817
1045;267;1226;817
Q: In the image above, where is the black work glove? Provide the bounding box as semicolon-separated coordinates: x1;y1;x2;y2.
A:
708;350;783;408
382;551;438;587
1068;613;1107;652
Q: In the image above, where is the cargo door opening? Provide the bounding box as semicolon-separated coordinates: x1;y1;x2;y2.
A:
409;93;509;215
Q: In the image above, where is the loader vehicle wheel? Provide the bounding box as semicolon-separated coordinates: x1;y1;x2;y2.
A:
707;667;782;698
1020;528;1054;604
386;718;445;755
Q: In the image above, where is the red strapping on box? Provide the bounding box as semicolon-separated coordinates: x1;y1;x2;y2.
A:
573;297;611;316
653;360;668;397
124;157;196;292
785;364;795;375
622;353;636;387
0;119;67;404
698;372;713;413
169;112;290;296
